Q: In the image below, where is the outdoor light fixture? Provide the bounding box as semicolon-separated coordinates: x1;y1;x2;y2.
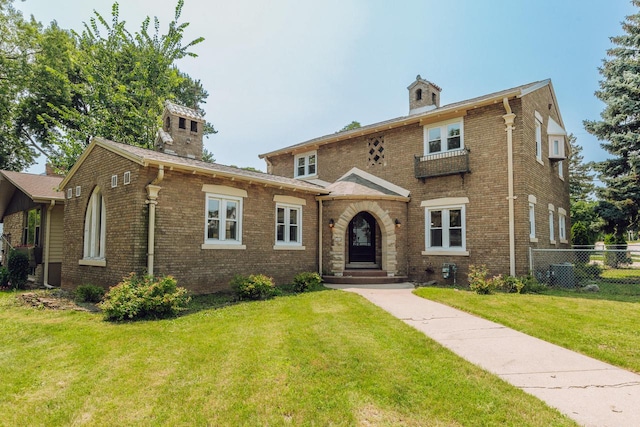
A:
328;218;335;228
395;218;401;227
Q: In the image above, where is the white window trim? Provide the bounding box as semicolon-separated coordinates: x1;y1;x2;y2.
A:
529;195;537;242
75;186;81;197
535;113;543;165
67;188;72;199
548;204;556;245
558;160;564;180
558;208;568;243
111;175;117;188
423;118;464;156
275;203;303;247
203;193;243;246
294;150;318;179
422;200;469;256
83;187;106;262
124;171;131;185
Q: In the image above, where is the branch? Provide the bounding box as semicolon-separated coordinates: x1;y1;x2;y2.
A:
20;129;51;158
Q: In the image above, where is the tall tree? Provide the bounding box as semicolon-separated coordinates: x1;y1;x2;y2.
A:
584;1;640;235
568;134;595;203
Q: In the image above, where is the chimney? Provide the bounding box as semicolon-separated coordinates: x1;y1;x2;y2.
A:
45;163;65;177
408;75;442;115
155;101;205;160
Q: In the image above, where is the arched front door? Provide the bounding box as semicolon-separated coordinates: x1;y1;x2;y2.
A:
349;212;376;264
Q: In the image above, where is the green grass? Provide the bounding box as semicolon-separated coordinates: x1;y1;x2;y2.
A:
414;287;640;373
0;289;574;426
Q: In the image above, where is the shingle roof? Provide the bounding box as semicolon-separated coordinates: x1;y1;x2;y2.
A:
71;138;329;194
164;101;204;122
260;79;551;158
0;170;65;220
322;168;410;200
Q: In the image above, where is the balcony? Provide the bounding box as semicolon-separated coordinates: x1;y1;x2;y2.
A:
414;148;470;180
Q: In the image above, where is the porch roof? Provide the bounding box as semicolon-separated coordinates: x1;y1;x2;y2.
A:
319;168;410;202
0;170;65;220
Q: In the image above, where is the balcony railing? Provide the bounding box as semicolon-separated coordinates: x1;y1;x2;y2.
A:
414;148;470;180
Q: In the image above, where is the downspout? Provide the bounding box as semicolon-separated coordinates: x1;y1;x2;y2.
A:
318;199;323;275
146;165;164;276
502;98;517;276
43;200;54;286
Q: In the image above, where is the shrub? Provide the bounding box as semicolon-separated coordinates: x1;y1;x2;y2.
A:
519;275;548;294
468;265;497;294
292;272;323;293
99;273;190;321
0;266;9;288
74;284;106;303
604;234;631;268
230;274;275;300
7;249;30;289
499;276;525;294
575;263;602;283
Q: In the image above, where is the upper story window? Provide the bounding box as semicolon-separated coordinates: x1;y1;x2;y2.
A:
190;120;198;132
558;160;564;179
275;204;302;246
294;151;317;178
84;187;106;260
424;119;463;155
416;88;422;101
535;111;543;163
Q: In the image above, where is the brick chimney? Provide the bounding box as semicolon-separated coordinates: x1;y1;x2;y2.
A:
407;75;441;115
155;101;205;160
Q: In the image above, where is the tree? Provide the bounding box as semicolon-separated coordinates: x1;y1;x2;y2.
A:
337;121;361;133
201;148;215;163
568;134;595;203
584;2;640;236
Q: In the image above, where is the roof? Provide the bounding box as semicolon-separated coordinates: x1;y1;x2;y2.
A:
60;138;330;195
260;79;554;159
320;168;410;201
0;170;65;220
164;101;204;122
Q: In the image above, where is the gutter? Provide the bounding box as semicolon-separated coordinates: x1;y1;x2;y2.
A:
502;98;517;276
146;165;164;276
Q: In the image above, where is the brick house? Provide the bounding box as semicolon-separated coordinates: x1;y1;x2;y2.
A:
58;102;328;293
59;77;570;292
260;76;570;284
0;169;65;286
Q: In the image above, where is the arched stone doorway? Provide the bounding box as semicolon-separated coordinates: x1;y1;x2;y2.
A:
348;211;377;264
329;201;397;276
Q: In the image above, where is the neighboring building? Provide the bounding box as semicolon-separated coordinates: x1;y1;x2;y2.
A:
59;102;328;293
261;76;570;284
0;168;65;286
59;78;570;293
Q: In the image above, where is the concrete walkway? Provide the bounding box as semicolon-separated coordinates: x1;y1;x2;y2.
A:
326;284;640;427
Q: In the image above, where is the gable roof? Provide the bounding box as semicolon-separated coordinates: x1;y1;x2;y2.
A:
260;79;554;159
59;138;330;195
320;167;410;201
0;170;65;220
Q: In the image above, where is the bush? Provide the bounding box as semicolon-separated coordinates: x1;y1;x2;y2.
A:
7;249;30;289
468;265;497;294
292;272;323;293
0;266;9;288
498;276;525;294
575;263;602;283
74;284;106;303
99;273;190;321
604;234;631;268
230;274;275;300
519;275;548;294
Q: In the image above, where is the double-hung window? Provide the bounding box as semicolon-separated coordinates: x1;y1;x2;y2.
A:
424;119;463;155
558;208;567;243
294;151;317;178
549;204;556;244
275;204;302;245
529;195;537;242
421;197;469;255
206;195;242;244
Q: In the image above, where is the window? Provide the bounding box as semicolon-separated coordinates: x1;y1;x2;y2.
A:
178;117;186;129
535;114;543;163
422;197;469;255
416;88;422;101
205;194;242;244
23;208;41;246
67;188;72;199
558;208;567;242
83;187;106;260
558;160;564;179
294;151;317;178
368;136;385;166
123;171;131;185
275;204;302;245
164;116;171;131
549;205;555;244
76;186;81;197
529;195;537;242
424;119;463;155
111;175;117;188
190;120;198;132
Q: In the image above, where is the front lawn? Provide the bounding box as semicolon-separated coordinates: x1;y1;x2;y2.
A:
0;289;574;426
414;287;640;373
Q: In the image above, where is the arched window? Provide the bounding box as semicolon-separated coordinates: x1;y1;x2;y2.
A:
164;116;171;131
416;88;422;101
84;187;106;259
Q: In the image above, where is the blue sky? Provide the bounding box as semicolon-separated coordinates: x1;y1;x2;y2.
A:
17;0;636;173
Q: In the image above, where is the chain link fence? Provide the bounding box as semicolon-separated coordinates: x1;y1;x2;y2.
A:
530;245;640;296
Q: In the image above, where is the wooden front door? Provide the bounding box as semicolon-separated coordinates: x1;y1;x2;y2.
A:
348;212;376;263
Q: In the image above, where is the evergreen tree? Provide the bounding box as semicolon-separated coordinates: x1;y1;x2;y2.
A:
568;133;595;203
584;1;640;235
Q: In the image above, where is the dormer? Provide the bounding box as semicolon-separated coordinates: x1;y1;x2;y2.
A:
408;75;442;115
547;117;567;161
155;101;205;160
